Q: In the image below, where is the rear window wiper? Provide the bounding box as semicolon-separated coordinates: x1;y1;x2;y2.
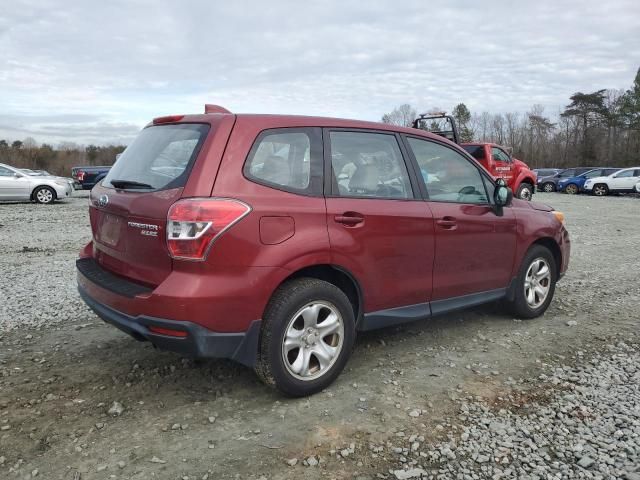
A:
110;179;154;189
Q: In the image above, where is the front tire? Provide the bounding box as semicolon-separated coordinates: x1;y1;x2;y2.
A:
564;183;579;195
507;245;557;319
592;184;609;196
255;278;356;397
515;183;534;200
34;186;56;204
541;182;555;193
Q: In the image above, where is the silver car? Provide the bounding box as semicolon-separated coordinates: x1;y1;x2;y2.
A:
0;163;73;204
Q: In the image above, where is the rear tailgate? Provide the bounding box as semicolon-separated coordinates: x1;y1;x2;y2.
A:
88;115;235;287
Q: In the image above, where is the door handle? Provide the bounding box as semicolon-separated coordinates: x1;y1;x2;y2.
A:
436;216;457;229
335;213;364;226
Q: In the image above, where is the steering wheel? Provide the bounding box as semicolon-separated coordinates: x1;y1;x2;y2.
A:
457;185;477;202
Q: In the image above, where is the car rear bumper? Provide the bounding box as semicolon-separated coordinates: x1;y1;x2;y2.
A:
78;284;261;366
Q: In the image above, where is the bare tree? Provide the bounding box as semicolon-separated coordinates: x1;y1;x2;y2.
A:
381;104;417;128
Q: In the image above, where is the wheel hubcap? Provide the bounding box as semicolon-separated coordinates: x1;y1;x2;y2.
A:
524;258;551;309
566;185;577;194
543;184;553;192
282;301;344;381
594;186;606;196
37;189;53;203
520;187;532;200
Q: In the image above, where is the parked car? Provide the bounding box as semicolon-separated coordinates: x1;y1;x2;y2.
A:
533;168;562;179
536;167;597;192
71;165;112;190
460;144;537;200
557;168;621;194
0;162;73;203
20;168;75;189
583;167;640;196
76;106;570;396
537;167;593;192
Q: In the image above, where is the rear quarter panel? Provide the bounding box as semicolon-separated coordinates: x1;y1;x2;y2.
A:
199;116;332;317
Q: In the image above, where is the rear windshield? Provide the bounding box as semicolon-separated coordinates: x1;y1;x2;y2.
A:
462;145;486;160
103;123;209;191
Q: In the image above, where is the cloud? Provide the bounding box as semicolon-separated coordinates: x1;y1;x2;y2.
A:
1;0;639;144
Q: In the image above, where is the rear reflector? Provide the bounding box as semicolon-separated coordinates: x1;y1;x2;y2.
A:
148;326;188;337
166;198;251;261
153;115;185;124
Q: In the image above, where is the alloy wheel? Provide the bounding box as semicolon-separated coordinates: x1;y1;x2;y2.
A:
543;183;554;193
565;184;578;195
524;258;551;309
36;189;53;204
281;301;344;381
594;185;607;196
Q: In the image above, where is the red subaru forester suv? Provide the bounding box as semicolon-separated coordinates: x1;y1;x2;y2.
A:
77;105;570;396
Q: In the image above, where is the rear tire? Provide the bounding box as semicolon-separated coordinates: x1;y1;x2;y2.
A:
541;182;555;193
515;183;534;200
33;186;56;204
506;245;557;319
564;183;579;195
255;278;356;397
592;184;609;196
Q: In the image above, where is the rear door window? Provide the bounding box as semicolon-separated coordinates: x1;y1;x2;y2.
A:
244;128;323;195
328;131;413;199
103;124;209;191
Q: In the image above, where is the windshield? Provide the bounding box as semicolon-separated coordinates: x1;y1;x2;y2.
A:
103;123;209;191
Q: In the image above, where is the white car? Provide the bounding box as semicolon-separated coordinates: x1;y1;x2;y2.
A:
0;163;73;204
583;167;640;196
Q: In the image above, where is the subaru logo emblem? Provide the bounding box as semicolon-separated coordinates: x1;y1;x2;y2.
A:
98;194;109;207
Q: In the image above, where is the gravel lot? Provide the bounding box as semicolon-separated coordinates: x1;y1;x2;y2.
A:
0;192;639;480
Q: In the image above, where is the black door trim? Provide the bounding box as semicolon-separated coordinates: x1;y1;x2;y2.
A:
359;285;510;331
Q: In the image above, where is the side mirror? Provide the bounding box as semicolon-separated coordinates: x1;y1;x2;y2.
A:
13;172;22;178
493;179;513;216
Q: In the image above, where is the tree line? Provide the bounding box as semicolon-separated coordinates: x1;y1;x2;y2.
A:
2;68;639;175
0;138;125;177
382;67;640;169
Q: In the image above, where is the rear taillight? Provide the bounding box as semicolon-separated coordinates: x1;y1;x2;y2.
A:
166;198;251;261
76;171;85;181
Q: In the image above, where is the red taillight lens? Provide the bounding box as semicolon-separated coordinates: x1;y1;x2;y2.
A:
166;198;251;261
77;171;85;181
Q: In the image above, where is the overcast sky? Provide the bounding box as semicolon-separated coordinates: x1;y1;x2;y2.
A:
1;0;639;145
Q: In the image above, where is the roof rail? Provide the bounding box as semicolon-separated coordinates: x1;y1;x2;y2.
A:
204;104;232;114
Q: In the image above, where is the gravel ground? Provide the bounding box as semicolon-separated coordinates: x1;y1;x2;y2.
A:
389;342;640;480
0;192;92;331
0;191;639;479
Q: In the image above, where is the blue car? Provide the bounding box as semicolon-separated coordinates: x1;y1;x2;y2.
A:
558;167;621;194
